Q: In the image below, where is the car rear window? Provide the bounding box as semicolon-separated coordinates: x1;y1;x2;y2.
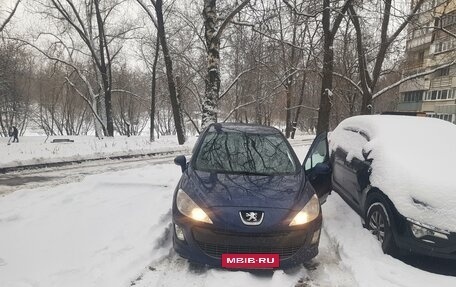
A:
194;131;297;175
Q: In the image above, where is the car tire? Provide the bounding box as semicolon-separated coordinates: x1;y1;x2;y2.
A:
365;196;399;256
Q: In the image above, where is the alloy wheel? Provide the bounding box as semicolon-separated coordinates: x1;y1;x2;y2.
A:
369;210;385;243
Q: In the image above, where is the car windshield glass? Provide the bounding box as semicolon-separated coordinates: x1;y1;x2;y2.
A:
194;131;297;175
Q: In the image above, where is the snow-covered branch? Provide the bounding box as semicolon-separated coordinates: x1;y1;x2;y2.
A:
65;77;106;131
222;100;257;122
332;72;363;95
372;61;456;100
285;105;319;111
218;67;256;101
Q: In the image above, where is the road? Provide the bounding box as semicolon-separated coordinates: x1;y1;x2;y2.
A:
0;152;187;194
0;137;315;195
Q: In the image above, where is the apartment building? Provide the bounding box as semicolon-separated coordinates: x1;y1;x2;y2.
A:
398;0;456;123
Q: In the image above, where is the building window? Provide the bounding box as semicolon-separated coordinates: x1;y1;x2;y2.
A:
442;13;456;27
426;113;454;123
436;67;450;77
403;91;423;102
433;38;456;54
425;89;454;101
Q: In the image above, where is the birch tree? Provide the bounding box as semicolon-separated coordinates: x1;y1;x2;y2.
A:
201;0;250;128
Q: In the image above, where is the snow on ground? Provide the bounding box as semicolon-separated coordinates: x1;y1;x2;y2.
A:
0;135;195;168
324;194;456;287
1;141;455;287
0;164;176;287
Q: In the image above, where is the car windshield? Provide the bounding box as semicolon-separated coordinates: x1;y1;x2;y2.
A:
194;131;297;175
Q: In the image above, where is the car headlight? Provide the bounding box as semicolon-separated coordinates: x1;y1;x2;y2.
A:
176;189;213;224
407;218;449;240
289;194;320;226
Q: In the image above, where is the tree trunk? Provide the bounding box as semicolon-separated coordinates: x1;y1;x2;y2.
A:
316;2;334;135
316;0;351;134
202;0;220;128
155;0;186;144
291;72;307;139
150;35;160;142
94;0;114;136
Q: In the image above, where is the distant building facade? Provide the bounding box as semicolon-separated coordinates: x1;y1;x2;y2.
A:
398;0;456;123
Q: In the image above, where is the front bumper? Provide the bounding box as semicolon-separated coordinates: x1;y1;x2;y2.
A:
393;217;456;260
173;214;322;269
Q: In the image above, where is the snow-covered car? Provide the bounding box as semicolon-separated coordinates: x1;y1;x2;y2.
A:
329;115;456;259
172;123;332;268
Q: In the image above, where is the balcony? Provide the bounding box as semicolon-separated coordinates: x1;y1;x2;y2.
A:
397;101;423;112
435;104;456;114
406;34;433;50
431;76;452;88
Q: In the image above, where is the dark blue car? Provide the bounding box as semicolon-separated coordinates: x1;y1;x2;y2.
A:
172;123;331;269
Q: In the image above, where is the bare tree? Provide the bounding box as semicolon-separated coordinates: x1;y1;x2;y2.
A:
137;0;186;144
0;0;21;33
348;0;425;114
316;0;352;134
42;0;133;136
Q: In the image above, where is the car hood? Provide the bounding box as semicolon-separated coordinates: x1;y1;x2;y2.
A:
180;168;307;210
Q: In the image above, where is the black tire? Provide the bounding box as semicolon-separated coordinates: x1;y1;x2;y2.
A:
365;196;399;256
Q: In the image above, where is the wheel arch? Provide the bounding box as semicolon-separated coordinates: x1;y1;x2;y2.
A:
363;187;403;233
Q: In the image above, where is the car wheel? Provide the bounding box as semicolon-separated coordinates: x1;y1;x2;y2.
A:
365;198;398;256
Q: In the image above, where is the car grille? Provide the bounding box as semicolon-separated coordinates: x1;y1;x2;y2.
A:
196;241;302;258
192;227;308;259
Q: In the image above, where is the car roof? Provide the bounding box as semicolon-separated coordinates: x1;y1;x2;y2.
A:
337;115;455;139
207;123;282;135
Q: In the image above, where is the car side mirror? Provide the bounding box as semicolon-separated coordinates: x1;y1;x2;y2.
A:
174;155;187;173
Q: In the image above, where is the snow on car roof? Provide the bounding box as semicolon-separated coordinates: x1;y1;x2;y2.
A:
330;115;456;231
208;123;281;134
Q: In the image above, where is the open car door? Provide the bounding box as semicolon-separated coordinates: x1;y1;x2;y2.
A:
303;132;332;204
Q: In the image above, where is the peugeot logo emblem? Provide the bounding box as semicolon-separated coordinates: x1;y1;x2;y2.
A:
239;210;264;225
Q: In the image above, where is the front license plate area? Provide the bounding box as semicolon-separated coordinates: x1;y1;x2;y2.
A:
221;253;279;269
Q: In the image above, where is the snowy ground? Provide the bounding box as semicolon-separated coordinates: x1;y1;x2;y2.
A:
1;142;455;287
0;135;195;168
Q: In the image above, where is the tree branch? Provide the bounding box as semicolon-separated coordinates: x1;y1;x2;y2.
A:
218;67;256;101
333;72;363;95
0;0;21;32
136;0;158;28
215;0;250;40
282;0;319;17
223;100;257;122
372;61;456;100
285;104;319;111
65;77;106;130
